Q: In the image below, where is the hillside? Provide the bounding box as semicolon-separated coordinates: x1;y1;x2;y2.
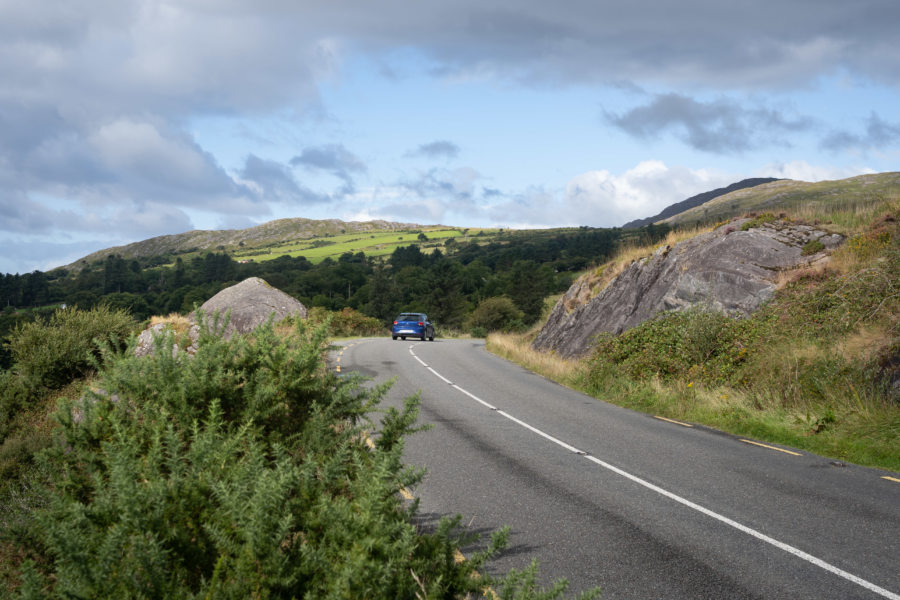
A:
621;177;780;229
68;217;425;269
661;172;900;228
490;179;900;471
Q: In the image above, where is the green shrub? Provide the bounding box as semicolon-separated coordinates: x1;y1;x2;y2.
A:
0;370;29;442
590;307;751;384
466;297;526;333
7;306;136;392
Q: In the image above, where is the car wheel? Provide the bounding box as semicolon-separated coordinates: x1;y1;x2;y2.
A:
392;335;397;340
401;336;406;340
429;331;434;341
420;333;426;341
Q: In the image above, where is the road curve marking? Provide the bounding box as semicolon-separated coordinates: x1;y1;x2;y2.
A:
882;476;900;484
409;345;900;600
740;439;802;456
654;415;693;427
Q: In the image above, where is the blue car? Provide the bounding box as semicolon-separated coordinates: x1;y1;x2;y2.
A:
391;312;435;341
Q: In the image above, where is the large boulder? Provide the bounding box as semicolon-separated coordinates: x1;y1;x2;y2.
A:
533;218;843;359
134;278;307;355
197;277;308;338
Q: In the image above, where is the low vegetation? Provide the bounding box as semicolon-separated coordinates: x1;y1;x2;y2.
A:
0;307;598;598
490;201;900;471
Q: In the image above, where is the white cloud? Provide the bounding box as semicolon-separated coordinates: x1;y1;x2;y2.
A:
561;161;732;226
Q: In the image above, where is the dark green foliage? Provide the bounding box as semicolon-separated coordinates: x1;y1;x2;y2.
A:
0;369;29;441
589;308;753;385
467;297;526;333
7;306;137;393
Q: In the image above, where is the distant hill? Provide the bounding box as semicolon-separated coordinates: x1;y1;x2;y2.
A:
68;218;425;269
660;172;900;228
622;178;780;229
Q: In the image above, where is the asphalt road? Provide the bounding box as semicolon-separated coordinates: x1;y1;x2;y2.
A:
334;337;900;599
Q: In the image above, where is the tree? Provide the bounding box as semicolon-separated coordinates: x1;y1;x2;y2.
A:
367;266;399;322
423;260;467;328
506;261;556;324
466;296;525;332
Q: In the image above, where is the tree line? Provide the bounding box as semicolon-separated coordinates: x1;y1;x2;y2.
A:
1;225;671;367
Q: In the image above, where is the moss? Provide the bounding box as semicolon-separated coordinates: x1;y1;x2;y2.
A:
801;239;826;256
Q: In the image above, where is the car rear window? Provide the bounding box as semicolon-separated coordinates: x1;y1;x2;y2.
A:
397;313;422;321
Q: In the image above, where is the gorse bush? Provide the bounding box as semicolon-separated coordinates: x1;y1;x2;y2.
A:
7;305;136;393
11;316;596;599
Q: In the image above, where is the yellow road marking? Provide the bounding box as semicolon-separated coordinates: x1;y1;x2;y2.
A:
740;439;802;456
882;476;900;484
654;415;693;427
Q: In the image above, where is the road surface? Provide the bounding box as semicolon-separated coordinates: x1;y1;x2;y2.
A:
334;337;900;599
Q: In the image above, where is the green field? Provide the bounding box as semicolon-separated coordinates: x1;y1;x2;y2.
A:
230;227;499;264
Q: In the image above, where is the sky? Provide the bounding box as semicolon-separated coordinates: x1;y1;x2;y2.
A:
1;1;899;274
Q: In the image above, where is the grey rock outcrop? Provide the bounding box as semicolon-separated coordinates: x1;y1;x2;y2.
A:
533;219;843;359
197;277;307;339
134;277;307;355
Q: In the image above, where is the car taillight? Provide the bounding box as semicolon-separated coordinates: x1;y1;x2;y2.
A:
418;322;424;326
393;321;398;325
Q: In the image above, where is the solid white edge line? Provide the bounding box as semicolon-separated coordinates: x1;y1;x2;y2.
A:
580;453;900;600
427;366;452;384
495;410;585;455
451;384;497;410
412;348;900;600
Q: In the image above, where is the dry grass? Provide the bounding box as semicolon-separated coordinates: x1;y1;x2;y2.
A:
791;197;899;231
834;325;894;363
149;313;193;334
568;223;719;310
486;331;585;386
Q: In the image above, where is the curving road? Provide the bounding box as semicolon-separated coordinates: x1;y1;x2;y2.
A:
334;337;900;599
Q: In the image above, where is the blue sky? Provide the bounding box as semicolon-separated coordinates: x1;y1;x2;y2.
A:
1;1;898;274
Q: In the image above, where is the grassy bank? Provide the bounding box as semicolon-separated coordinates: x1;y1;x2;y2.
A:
488;202;900;472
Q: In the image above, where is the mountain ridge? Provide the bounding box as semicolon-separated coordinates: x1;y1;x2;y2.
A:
621;177;781;229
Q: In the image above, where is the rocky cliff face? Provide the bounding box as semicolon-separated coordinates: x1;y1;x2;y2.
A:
532;218;843;358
